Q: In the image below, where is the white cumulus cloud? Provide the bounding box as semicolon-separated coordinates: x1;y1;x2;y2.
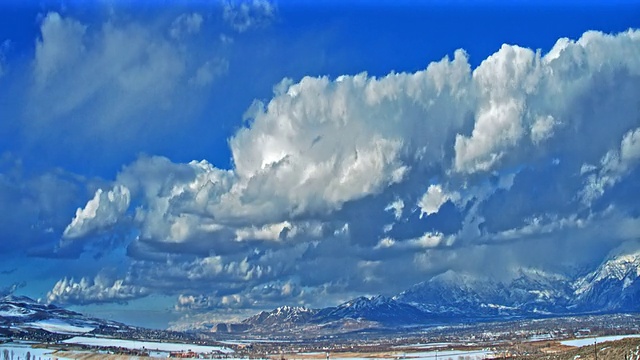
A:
581;127;640;205
47;273;149;305
418;184;460;218
63;185;130;240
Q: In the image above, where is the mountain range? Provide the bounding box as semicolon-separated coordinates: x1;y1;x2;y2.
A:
192;248;640;334
2;249;639;337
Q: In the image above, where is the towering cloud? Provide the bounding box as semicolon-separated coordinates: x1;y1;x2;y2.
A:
49;29;640;312
63;185;130;240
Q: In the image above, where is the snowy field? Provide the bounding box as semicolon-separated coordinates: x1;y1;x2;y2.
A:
392;342;461;349
0;344;72;360
560;334;640;347
310;349;496;360
219;339;298;345
0;342;248;360
26;319;95;334
63;335;234;354
325;348;495;360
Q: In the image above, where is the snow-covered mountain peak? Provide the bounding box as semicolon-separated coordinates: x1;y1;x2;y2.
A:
343;296;368;307
572;249;640;311
2;294;40;304
341;295;390;309
574;251;640;292
274;305;312;314
601;252;640;278
515;267;569;282
342;296;366;308
268;305;315;320
430;269;478;284
242;305;318;328
371;295;390;306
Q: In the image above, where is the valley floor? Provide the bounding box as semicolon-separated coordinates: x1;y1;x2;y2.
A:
3;335;640;360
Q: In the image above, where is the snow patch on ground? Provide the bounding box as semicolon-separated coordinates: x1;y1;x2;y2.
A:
63;336;234;354
0;344;72;360
561;334;640;347
392;342;460;349
219;339;295;345
26;319;95;334
0;304;36;317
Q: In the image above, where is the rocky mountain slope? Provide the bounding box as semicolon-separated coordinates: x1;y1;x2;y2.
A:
310;295;437;326
573;250;640;312
242;305;318;330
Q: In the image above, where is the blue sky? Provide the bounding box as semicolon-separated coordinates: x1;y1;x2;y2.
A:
1;0;640;329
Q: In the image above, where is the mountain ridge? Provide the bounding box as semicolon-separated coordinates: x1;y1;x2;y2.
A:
181;249;640;334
